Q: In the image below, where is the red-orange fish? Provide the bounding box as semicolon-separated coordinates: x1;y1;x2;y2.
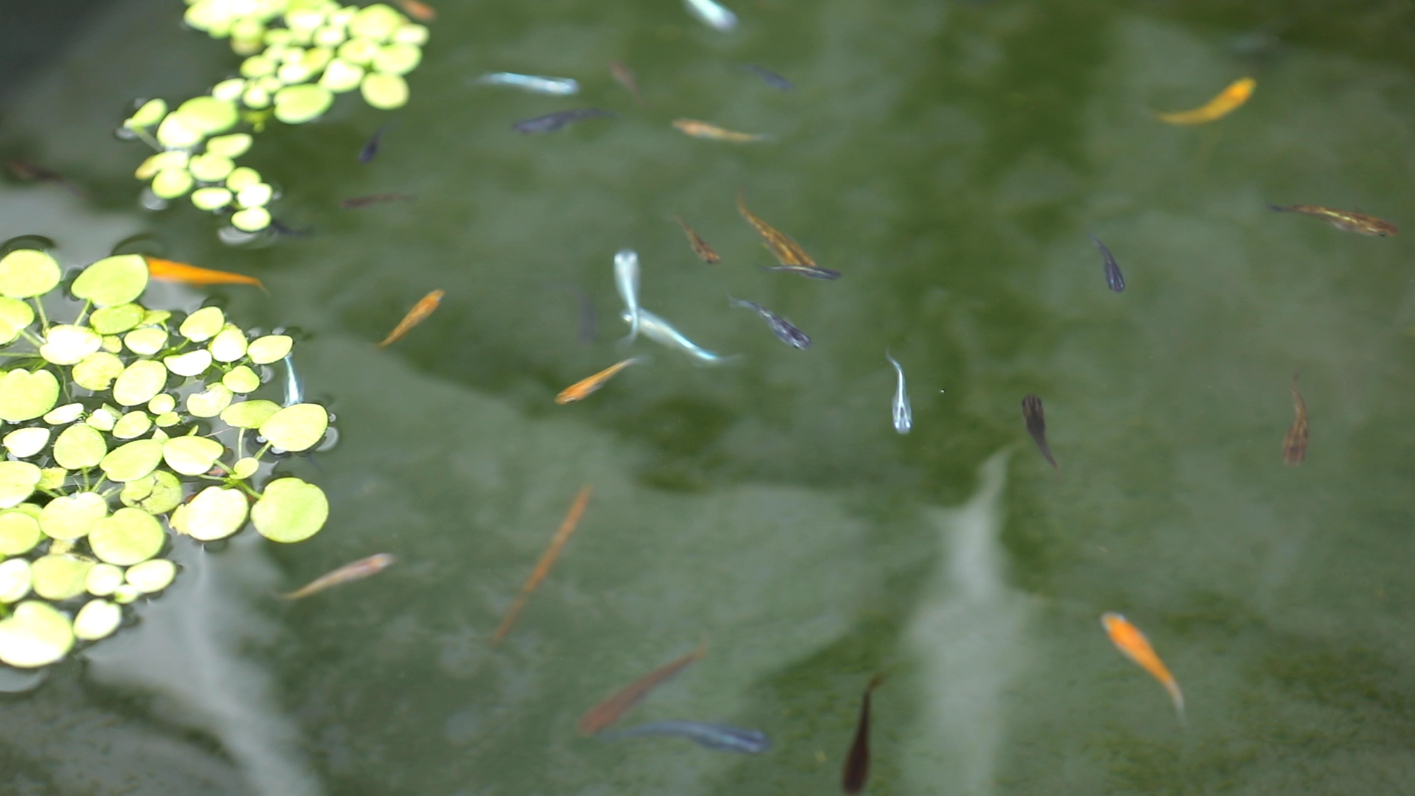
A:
377;289;443;348
1283;374;1308;465
395;0;436;20
675;216;720;263
145;256;268;294
1102;612;1184;719
556;358;644;404
577;640;707;734
491;486;593;644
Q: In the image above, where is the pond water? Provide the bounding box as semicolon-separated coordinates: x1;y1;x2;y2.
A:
3;0;1415;794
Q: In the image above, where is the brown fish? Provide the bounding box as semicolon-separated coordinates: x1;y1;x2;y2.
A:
377;289;443;348
556;358;645;404
735;190;833;278
610;61;645;105
673;119;768;143
577;640;707;734
1283;374;1308;465
281;553;395;600
1021;394;1057;469
395;0;436;20
1267;203;1397;237
675;216;720;263
491;486;593;644
842;674;884;794
340;192;416;209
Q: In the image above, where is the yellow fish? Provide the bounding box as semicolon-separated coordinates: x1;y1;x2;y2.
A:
1283;374;1308;465
675;216;720;264
1156;77;1255;125
378;289;444;348
1268;203;1398;237
672;119;768;143
145;256;268;294
556;357;645;404
1102;612;1185;719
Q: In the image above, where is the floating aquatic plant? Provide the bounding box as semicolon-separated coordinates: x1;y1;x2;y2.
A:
120;1;429;235
0;245;334;669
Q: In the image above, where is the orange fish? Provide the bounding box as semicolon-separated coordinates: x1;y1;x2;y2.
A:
395;0;436;20
1102;612;1184;719
1267;203;1398;237
577;640;707;734
673;119;768;143
674;216;720;264
144;256;267;294
377;289;444;348
281;553;395;599
1283;374;1308;465
610;61;645;105
491;486;593;645
736;190;821;270
1156;77;1255;125
555;357;645;404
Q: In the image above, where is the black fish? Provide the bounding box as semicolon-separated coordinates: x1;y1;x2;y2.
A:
512;108;614;134
741;65;794;91
729;296;811;349
1089;234;1125;292
842;675;884;794
5;159;85;197
359;125;390;164
268;219;312;237
1021;394;1057;468
340;193;417;209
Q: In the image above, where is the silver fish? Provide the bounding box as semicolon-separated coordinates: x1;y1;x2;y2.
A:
885;350;911;434
683;0;737;31
624;307;734;364
728;296;811;349
282;354;303;406
477;72;580;95
601;720;769;754
615;249;641;344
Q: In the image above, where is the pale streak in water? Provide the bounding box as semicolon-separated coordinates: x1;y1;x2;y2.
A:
476;72;580;95
614;249;641;344
886;350;912;434
683;0;737;31
624;307;733;364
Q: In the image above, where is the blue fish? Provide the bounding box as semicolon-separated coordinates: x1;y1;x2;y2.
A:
359;125;390;164
512;108;613;134
728;296;811;349
741;65;793;91
602;720;769;754
1089;234;1125;293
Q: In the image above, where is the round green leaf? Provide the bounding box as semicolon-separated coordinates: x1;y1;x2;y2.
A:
393;23;428;45
0;462;41;509
211;78;246;102
126;98;167;129
90;303;145;334
39;492;108;540
172;486;248;541
0;297;34;344
0;250;60;298
273;84;334;124
220;399;280;428
192;187;234;210
154;411;180;427
179;306;224;342
134;151;187;180
206;133;252;157
73;599;122;640
43;402;82;425
0;601;73;667
0;558;31;602
373;42;420;74
152;167;194;199
246;334;292;364
251;478;327;542
38;325;101;366
0;369;58;423
236;183;272;208
321;58;364;91
241;85;270;109
112;360;168;406
72;352;125;391
123;327;168;356
230;207;272;232
85;406;118;433
222;365;261;393
155;113;202;148
119;470;182;515
72;254;149;307
36;468;65;491
3;428;49;458
164;349;212;377
162;435;225;476
186;383;233;417
85;564;123;596
30;555;94;601
241;54;276;78
125;559;176;593
226;166;261;192
147;393;175;414
259;403;327;452
189;152;235;182
176;96;237;135
209;326;248;363
361;72;408;109
51;424;106;470
231;457;259;479
338;36;379;65
112;411;152;440
89;508;164;566
0;511;41;555
349;3;401;39
99;439;163;482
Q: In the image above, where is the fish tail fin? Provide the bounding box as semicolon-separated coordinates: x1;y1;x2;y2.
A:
1266;202;1287;213
256;280;271;297
1166;679;1186;722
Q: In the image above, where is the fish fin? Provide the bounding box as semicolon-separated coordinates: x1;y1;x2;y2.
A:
1266;202;1287;212
1166;679;1186;723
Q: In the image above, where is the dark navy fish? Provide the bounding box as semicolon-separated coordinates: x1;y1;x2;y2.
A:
268;219;312;237
729;296;811;349
741;65;793;91
340;193;417;209
601;720;770;754
842;675;884;794
512;108;614;134
359;125;390;164
1021;394;1057;469
1089;234;1125;292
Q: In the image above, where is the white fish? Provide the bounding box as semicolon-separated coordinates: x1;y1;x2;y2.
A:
683;0;737;31
615;249;641;344
886;350;912;434
281;354;302;407
624;307;734;364
477;72;580;95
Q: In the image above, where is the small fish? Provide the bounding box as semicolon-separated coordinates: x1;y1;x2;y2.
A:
1156;77;1256;125
282;354;303;406
513;107;612;134
609;61;645;104
736;191;828;275
340;193;416;209
1283;374;1308;465
1021;394;1057;469
358;125;390;164
144;256;268;293
1102;612;1185;719
556;358;645;404
492;486;593;644
683;0;738;31
281;553;395;600
394;0;436;20
1089;234;1125;292
728;296;811;349
268;218;313;237
675;217;720;263
479;72;580;96
741;65;793;91
1267;203;1398;237
673;119;767;143
885;350;911;434
626;307;734;364
5;159;84;196
602;720;769;754
377;289;444;348
842;675;884;794
578;641;707;734
764;263;842;280
614;249;641;344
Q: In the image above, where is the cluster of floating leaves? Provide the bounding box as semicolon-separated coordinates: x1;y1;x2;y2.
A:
121;0;428;234
0;246;334;669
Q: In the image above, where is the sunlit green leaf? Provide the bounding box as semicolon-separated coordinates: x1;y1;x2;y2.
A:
154;411;181;427
155;113;203;148
205;133;252;157
252;477;327;542
134;150;187;180
211;328;247;364
373;42;420;74
0;462;40;510
89;303;145;334
0;511;41;555
125;559;176;593
361;72;409;109
259;403;327;452
241;54;277;78
89;508;164;566
0;601;73;667
0;558;31;602
222;365;261;393
164;349;213;377
236;183;273;208
0;369;58;423
73;598;121;640
2;428;48;458
38;324;102;366
179;306;225;342
246;334;292;364
192;187;235;210
72;352;125;392
320;57;364;92
112;583;140;604
0;249;60;298
350;4;402;39
43;402;83;425
231;457;260;479
112;360;168;406
226;166;261;192
152;167;194;199
39;492;108;540
220;399;281;429
112;411;152;440
0;297;34;344
30;555;94;601
274;84;334;124
186;383;233;417
314;24;347;48
189;152;235;182
126;98;167;129
99;439;163;483
162;435;225;476
172;486;248;541
211;78;246;102
119;470;182;515
123;327;168;356
85;563;123;596
72;254;149;307
36;467;65;491
231;206;272;232
51;424;106;470
84;405;119;433
176;96;238;135
147;393;175;415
